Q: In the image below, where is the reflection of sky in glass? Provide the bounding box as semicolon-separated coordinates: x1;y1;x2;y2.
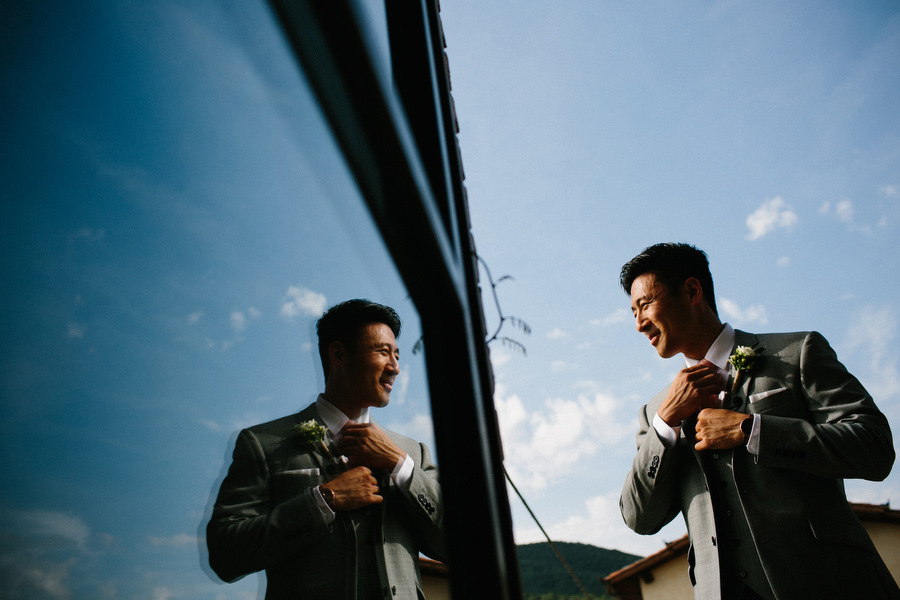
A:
1;2;433;597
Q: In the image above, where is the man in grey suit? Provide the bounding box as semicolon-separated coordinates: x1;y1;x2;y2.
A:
207;299;443;600
618;243;899;599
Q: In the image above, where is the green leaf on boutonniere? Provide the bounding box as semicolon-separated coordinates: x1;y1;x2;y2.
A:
728;345;765;395
292;419;331;457
728;345;765;372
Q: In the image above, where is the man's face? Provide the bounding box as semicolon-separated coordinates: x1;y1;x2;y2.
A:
341;322;400;410
630;273;692;359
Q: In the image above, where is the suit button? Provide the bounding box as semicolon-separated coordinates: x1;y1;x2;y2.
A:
739;570;748;578
712;453;720;459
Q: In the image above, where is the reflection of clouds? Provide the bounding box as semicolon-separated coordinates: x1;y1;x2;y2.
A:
67;323;86;339
0;509;94;600
280;285;327;321
148;533;197;548
495;382;631;493
16;509;91;551
68;227;106;244
230;306;260;334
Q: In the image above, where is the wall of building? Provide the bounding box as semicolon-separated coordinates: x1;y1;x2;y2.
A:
867;521;900;586
639;553;693;600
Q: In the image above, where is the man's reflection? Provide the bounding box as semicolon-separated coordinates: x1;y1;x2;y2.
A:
207;299;443;600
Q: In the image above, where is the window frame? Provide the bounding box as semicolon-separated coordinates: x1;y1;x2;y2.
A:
268;1;522;597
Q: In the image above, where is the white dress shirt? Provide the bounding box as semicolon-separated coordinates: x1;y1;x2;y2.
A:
653;323;760;453
313;394;414;522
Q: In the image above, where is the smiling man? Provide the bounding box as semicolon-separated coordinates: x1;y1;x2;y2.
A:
618;243;898;600
207;299;443;600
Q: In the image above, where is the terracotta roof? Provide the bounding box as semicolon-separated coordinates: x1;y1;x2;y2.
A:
602;502;896;598
419;557;449;578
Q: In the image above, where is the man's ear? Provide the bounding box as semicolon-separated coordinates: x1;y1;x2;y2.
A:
683;277;704;306
328;341;345;369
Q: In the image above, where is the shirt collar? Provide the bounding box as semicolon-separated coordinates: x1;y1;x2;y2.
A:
315;394;370;436
684;323;735;370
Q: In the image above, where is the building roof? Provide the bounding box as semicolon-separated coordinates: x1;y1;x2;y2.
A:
602;502;898;598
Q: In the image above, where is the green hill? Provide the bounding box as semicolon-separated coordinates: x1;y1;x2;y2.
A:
515;541;641;600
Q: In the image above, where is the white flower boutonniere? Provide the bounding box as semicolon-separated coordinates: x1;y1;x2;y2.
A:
728;345;764;394
292;419;332;458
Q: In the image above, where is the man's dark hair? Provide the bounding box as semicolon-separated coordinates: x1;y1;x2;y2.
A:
619;243;718;316
316;299;402;381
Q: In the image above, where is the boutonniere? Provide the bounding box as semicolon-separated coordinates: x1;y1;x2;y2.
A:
728;345;765;394
292;419;332;458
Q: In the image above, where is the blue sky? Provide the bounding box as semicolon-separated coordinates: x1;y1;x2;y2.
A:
440;0;900;557
1;1;899;598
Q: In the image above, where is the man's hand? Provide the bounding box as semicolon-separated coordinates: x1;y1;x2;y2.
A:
694;409;748;451
337;422;406;471
320;466;383;511
658;360;724;427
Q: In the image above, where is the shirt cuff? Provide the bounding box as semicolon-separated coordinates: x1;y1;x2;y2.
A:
313;486;336;524
391;454;413;489
653;413;680;448
745;414;761;455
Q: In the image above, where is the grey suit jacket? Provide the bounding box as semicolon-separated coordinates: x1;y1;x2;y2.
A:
620;330;898;599
207;403;444;600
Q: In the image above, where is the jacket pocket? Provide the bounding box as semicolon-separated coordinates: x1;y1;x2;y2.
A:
808;517;876;553
748;387;794;415
272;470;322;499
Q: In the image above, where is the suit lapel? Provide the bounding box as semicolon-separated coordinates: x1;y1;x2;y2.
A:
729;330;760;412
292;405;336;475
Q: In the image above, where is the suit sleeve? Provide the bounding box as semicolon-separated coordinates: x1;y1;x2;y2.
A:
395;439;445;561
206;429;329;583
755;331;895;481
620;398;683;535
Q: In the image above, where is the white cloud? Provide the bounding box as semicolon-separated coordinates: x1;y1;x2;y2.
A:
820;199;854;223
719;298;768;326
596;307;631;326
512;491;686;556
495;382;630;493
281;285;327;320
776;256;790;267
746;196;798;240
230;306;260;334
835;199;854;222
187;311;203;325
547;328;568;340
879;184;897;197
550;360;568;373
842;305;900;403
